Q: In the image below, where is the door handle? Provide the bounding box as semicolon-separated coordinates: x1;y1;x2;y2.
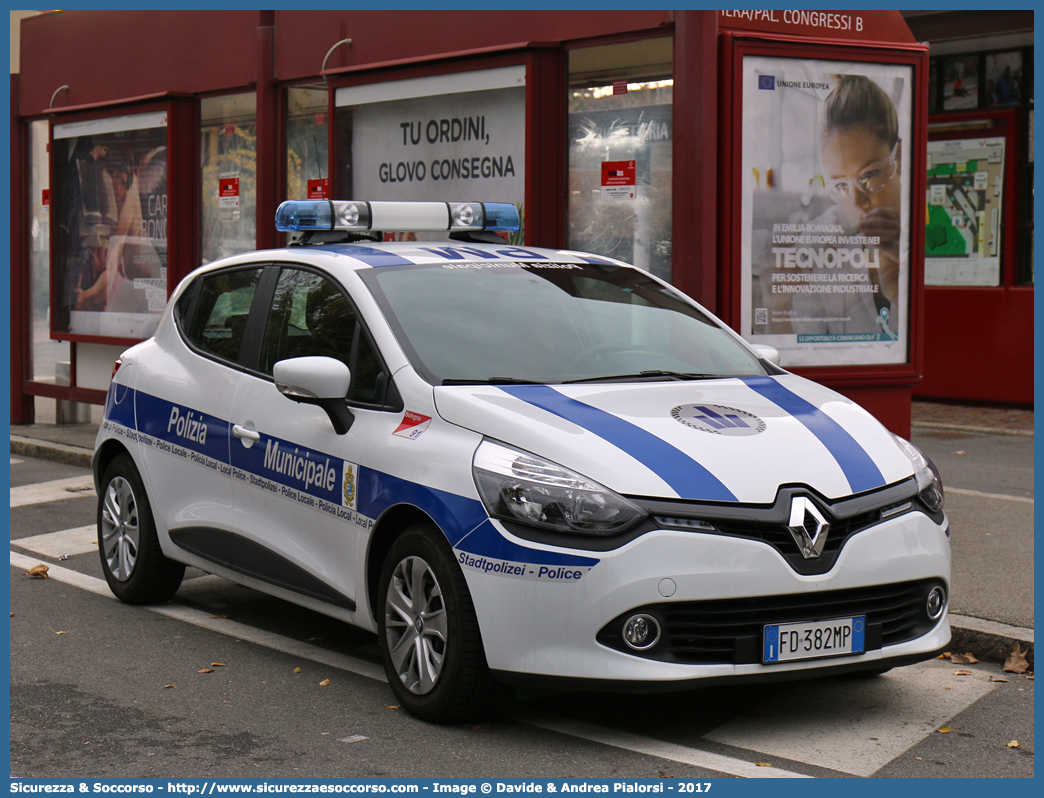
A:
232;424;260;442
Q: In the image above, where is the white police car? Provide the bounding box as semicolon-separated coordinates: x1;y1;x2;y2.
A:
94;200;950;723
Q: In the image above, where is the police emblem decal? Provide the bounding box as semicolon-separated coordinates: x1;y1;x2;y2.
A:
342;462;358;510
671;404;766;436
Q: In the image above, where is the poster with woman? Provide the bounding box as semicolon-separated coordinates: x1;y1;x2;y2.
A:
52;111;169;340
740;56;913;367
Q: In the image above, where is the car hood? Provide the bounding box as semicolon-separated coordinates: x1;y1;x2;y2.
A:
433;375;914;504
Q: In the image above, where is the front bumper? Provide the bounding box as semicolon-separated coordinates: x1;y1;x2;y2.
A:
460;510;951;683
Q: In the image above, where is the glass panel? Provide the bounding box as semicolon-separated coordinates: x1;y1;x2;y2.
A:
259;268;382;403
286;88;330;201
362;262;763;386
200;94;257;263
185;268;261;363
51;111;169;339
29;120;69;381
259;268;356;376
942;55;979;111
984;51;1023;106
567;38;673;282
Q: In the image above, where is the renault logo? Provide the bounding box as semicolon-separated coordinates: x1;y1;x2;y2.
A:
788;496;830;559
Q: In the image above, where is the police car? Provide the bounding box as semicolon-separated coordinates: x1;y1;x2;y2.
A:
93;200;950;723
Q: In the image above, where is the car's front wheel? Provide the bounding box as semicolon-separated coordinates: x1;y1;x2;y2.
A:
98;453;185;604
378;522;496;723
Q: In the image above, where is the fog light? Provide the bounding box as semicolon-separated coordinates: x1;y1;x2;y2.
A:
622;614;660;650
927;586;946;620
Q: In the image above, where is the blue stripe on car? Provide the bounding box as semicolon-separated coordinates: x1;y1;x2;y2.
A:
742;377;886;494
327;245;416;268
103;386;597;568
498;385;738;502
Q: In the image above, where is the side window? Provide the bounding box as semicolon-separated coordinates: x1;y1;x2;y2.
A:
184;269;262;364
260;269;356;375
259;267;386;405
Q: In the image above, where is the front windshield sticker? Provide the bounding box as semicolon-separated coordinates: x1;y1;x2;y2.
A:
672;404;767;436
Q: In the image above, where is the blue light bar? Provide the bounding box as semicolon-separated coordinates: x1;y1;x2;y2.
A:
480;203;521;231
274;200;520;233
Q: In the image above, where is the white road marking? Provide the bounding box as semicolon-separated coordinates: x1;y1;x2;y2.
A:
705;658;997;777
14;525;98;558
946;486;1033;504
513;714;811;778
11;458;24;465
10;475;96;507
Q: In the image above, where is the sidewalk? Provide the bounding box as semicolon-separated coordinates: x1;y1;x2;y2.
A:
10;399;1034;668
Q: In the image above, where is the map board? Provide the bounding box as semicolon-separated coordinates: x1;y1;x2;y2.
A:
925;137;1005;286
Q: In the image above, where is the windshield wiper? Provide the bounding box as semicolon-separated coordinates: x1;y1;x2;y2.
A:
563;370;718;384
441;377;544;386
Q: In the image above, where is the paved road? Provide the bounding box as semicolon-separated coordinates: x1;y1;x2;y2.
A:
9;454;1034;779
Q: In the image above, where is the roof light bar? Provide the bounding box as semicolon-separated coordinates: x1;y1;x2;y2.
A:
274;200;520;233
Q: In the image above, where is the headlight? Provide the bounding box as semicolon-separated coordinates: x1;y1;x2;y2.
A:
893;435;945;512
473;440;646;535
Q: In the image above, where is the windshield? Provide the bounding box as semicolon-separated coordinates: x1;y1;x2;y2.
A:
361;260;767;385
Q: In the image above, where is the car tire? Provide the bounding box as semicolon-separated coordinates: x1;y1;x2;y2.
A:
97;453;185;605
378;522;496;723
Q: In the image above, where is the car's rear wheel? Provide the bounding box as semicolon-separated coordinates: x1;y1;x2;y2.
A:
378;522;496;723
98;453;185;604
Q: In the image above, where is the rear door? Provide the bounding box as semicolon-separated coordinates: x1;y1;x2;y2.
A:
135;265;268;563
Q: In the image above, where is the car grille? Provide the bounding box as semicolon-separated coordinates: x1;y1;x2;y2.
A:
635;481;922;576
597;578;945;665
708;509;882;575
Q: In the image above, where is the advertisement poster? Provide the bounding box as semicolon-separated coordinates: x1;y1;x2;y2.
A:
52;111;168;339
925;137;1005;286
740;56;913;367
338;68;525;241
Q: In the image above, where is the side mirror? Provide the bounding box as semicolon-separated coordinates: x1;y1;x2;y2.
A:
751;344;781;368
273;356;354;434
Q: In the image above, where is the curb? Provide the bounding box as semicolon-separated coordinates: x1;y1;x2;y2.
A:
947;613;1034;670
11;435;93;469
911;421;1033;438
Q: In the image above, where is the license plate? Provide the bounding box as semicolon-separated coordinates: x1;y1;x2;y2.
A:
763;616;865;663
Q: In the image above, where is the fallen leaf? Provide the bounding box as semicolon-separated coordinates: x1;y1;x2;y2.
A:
989;675;1010;683
198;668;214;674
756;763;772;768
387;705;400;710
23;564;49;579
937;651;952;659
319;679;331;686
164;684;176;689
915;758;923;761
1004;643;1031;674
953;450;965;455
209;615;227;619
9;613;13;617
937;727;951;734
338;735;369;744
48;627;68;635
953;670;973;676
1007;740;1020;748
211;662;226;667
951;652;978;664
